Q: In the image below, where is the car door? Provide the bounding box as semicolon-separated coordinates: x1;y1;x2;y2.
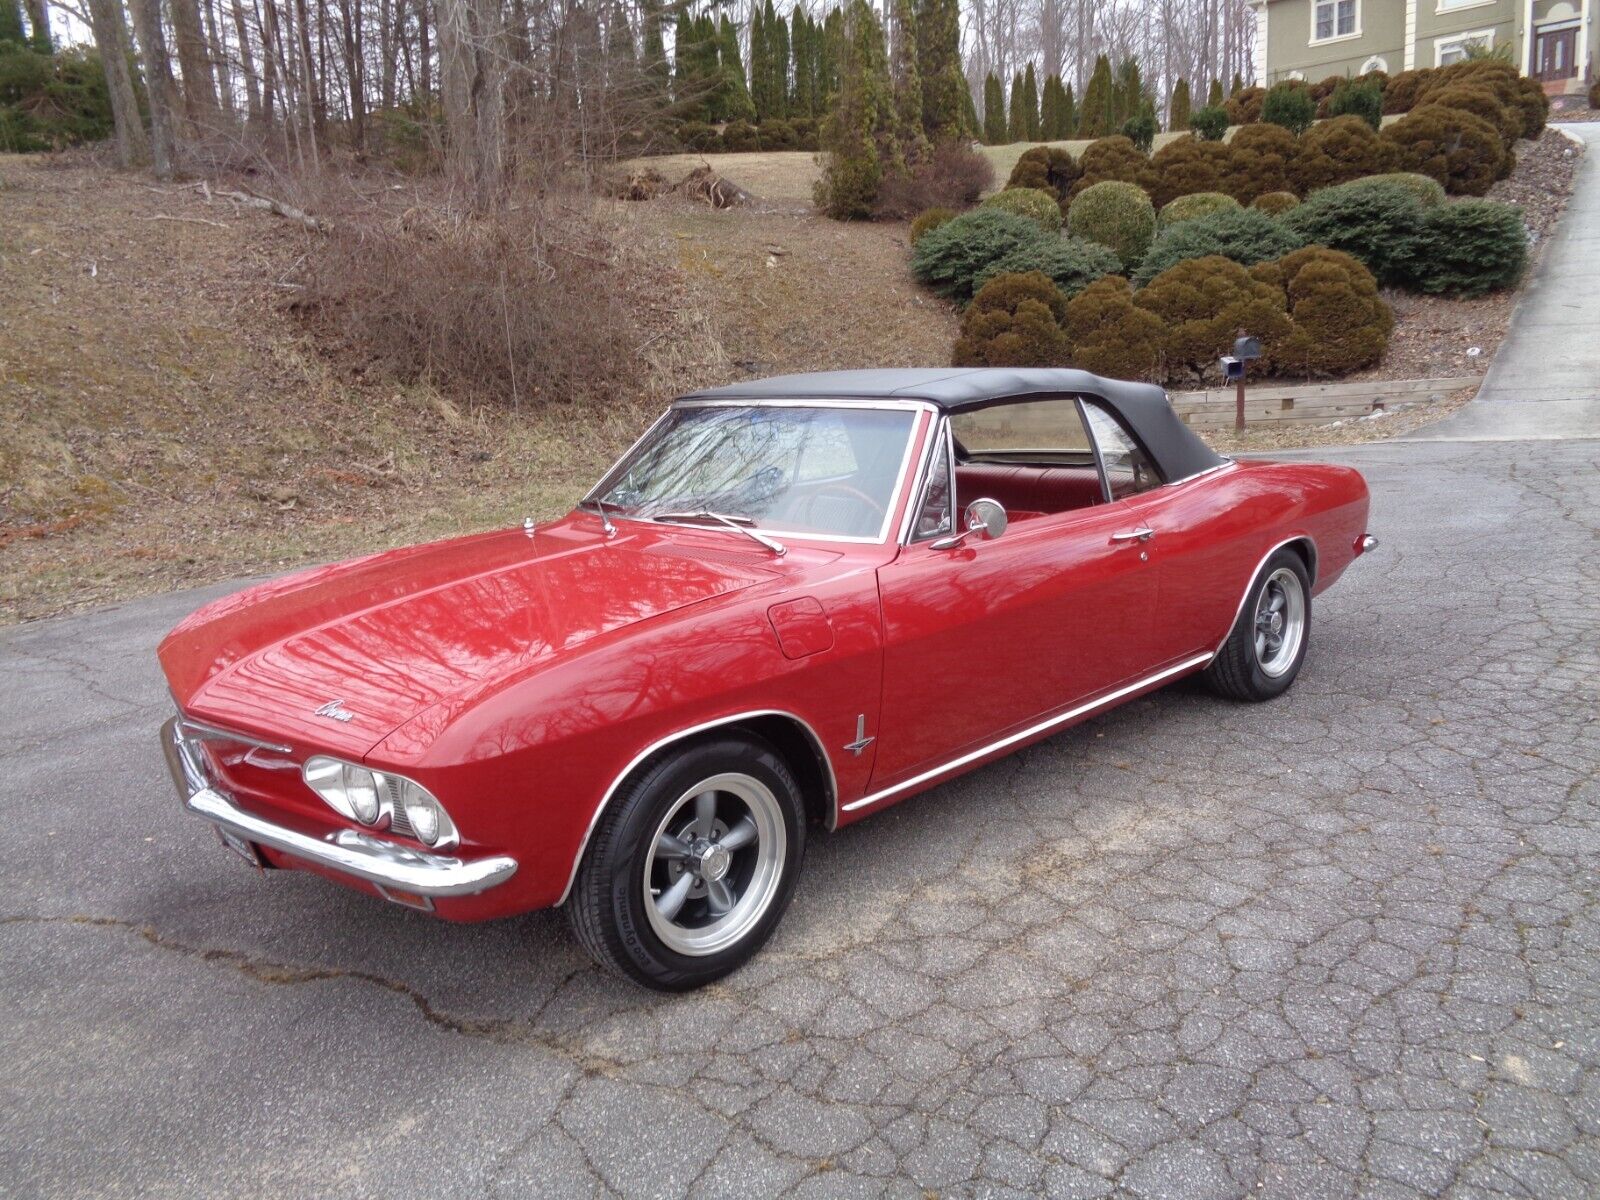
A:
870;404;1159;791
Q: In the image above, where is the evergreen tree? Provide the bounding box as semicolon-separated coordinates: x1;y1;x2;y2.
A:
821;6;845;105
749;4;770;118
982;70;1005;144
890;0;926;160
1113;58;1143;128
960;77;979;138
1023;62;1040;140
1231;72;1244;96
1;0;28;44
641;0;669;102
791;8;815;117
1041;73;1059;139
1079;55;1113;137
1061;82;1076;137
816;0;899;218
1006;71;1026;142
719;13;755;122
769;0;789;116
915;0;963;142
1207;78;1224;107
1168;77;1190;130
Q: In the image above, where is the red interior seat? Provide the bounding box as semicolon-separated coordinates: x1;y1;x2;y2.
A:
955;464;1105;515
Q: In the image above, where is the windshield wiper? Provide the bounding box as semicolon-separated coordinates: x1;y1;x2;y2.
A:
650;510;787;556
581;496;617;537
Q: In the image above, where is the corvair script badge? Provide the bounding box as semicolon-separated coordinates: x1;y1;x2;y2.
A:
313;699;356;723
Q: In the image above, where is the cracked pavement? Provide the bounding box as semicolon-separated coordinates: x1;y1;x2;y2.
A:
3;435;1599;1199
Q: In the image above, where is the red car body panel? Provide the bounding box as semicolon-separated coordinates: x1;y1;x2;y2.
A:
159;400;1370;922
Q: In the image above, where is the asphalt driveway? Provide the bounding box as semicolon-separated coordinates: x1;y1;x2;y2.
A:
4;431;1599;1198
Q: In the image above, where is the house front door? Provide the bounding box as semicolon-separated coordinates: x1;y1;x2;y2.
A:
1535;27;1579;82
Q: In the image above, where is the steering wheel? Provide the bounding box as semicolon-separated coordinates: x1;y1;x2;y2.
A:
792;482;886;534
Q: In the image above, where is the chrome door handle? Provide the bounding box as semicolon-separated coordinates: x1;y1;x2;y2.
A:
1110;527;1155;544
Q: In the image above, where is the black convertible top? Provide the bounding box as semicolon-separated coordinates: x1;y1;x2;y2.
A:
680;368;1226;482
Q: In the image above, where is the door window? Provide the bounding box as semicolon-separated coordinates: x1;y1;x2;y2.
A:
1082;401;1163;500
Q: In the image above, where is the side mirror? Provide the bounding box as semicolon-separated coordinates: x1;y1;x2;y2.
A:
932;497;1007;550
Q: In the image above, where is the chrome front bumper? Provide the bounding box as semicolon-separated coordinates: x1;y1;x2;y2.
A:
161;717;518;899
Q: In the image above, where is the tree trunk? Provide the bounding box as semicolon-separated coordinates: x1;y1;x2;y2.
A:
170;0;223;124
337;0;366;152
417;0;431;98
291;0;325;155
83;0;148;168
377;0;396;109
23;0;50;50
435;0;510;210
231;0;264;123
128;0;180;177
204;0;237;120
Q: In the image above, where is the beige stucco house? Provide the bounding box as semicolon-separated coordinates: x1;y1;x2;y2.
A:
1249;0;1596;105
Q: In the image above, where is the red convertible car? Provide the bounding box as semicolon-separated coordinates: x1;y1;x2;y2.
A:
160;369;1375;989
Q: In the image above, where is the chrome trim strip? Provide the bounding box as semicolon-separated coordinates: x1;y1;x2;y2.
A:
897;415;953;545
176;715;292;755
1209;535;1317;660
841;653;1214;814
675;398;938;412
556;709;839;906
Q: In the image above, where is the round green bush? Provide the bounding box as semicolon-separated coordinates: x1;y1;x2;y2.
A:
1326;79;1383;130
1293;114;1399;194
1141;135;1232;208
1189;105;1229;142
1250;246;1393;377
1006;145;1081;211
1281;177;1427;285
972;236;1123;300
720;119;759;152
1070;135;1149;199
1411;200;1529;297
1122;104;1158;153
983;187;1065;231
1220;121;1299;203
1061;276;1166;381
1362;172;1447;207
1252;191;1301;214
1262;81;1317;135
1067;180;1157;270
910;207;1050;301
909;206;957;245
1381;103;1506;196
1134;255;1293;383
1132;207;1305;286
1158;192;1241;230
952;271;1069;367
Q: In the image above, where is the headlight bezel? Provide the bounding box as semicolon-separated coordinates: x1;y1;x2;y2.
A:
301;756;459;851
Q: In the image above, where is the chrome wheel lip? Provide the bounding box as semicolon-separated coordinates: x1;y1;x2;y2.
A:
1253;567;1306;679
643;772;786;957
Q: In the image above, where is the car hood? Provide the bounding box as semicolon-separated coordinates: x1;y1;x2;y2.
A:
159;519;778;757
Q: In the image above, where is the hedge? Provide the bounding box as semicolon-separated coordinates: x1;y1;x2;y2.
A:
1133;207;1305;286
982;187;1064;231
1412;200;1529;297
910;208;1049;302
972;236;1123;301
1067;180;1156;270
952;271;1069;367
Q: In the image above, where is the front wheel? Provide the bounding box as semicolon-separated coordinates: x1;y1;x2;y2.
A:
1203;548;1311;702
566;736;806;991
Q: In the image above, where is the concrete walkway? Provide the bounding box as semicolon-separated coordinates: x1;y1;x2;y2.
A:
1407;120;1600;441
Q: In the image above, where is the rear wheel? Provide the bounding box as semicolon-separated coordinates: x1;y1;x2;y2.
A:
567;736;805;991
1204;549;1311;702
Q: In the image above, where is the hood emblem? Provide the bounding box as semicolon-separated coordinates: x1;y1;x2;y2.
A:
313;699;356;723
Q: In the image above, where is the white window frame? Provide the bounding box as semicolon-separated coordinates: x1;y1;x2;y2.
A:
1434;0;1497;13
1310;0;1362;46
1433;27;1495;65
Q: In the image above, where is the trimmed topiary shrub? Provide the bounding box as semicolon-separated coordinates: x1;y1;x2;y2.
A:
1420;60;1526;126
1382;103;1505;196
1252;191;1301;214
1326;78;1383;130
1250;247;1393;377
1158;192;1240;229
952;271;1069;367
1383;68;1437;115
1220;121;1299;203
1122;103;1158;153
1262;81;1317;135
1225;86;1265;125
910;208;1050;302
720;119;760;151
1411;199;1529;296
1281;177;1427;285
1515;77;1549;139
982;187;1064;231
1067;180;1157;269
1292;114;1399;194
1190;105;1229;142
1006;145;1081;212
1134;255;1292;383
1132;207;1306;286
909;206;957;245
1070;135;1149;198
1363;172;1447;207
1422;84;1521;148
1061;276;1166;381
1309;74;1345;116
972;236;1123;300
1140;135;1232;208
757;118;799;150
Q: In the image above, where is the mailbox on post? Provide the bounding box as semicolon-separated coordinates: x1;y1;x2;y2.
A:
1222;334;1262;432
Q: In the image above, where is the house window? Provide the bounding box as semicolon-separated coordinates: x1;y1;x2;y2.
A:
1435;29;1493;65
1313;0;1358;42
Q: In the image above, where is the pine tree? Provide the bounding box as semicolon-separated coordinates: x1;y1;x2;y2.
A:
1169;77;1190;130
1004;71;1024;141
915;0;963;142
1;0;28;43
641;0;668;103
982;71;1005;144
960;77;979;138
1079;55;1113;137
817;0;899;218
1041;74;1059;140
1022;62;1040;141
890;0;926;160
750;4;770;118
791;8;814;117
769;0;789;117
719;13;755;122
821;6;845;105
1113;58;1143;128
1061;82;1076;137
1207;78;1224;107
1231;72;1244;96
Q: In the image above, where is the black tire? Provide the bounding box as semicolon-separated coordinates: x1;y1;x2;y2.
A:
566;735;806;991
1203;548;1312;702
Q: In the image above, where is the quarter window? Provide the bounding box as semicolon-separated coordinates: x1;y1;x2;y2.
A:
1082;402;1162;500
912;429;954;539
1313;0;1357;40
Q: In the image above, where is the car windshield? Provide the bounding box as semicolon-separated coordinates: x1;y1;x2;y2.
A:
589;404;919;540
